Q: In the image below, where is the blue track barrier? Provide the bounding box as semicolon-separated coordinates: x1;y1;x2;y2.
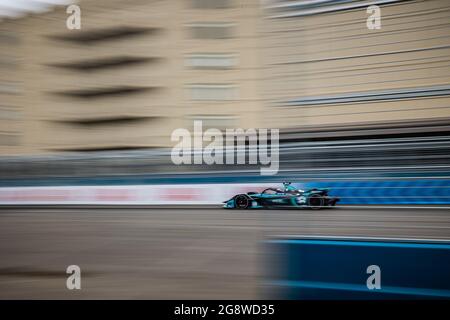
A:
267;236;450;299
297;180;450;205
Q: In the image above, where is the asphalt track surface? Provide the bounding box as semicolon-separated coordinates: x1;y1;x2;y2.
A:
0;206;449;299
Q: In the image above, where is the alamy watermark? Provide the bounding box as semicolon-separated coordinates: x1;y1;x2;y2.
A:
366;264;381;290
66;4;81;30
171;121;279;176
366;5;381;30
66;265;81;290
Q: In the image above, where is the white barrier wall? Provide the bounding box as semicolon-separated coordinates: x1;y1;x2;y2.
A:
0;184;278;205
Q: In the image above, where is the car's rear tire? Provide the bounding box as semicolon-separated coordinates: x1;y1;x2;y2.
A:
308;194;324;210
235;194;250;209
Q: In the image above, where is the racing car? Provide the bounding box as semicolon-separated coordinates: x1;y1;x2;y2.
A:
223;182;339;209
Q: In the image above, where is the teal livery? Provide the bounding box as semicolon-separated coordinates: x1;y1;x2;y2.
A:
223;182;339;209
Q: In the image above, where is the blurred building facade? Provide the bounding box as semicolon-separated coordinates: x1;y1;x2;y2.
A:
1;0;450;158
263;0;450;141
0;24;21;151
0;0;263;155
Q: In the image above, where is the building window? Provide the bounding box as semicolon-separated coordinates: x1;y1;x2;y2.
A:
0;133;19;146
186;53;237;69
187;115;237;130
188;84;238;101
0;107;20;120
0;30;19;45
191;0;233;9
0;81;20;95
0;56;18;70
189;23;234;39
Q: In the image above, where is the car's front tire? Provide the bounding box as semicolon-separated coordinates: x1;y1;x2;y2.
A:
234;194;250;209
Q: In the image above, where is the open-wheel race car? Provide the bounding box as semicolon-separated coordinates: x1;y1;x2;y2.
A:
223;182;339;210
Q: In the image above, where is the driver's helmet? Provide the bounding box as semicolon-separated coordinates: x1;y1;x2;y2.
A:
283;182;297;192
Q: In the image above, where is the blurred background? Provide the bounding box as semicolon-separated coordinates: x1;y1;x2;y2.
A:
1;0;450;196
0;0;450;299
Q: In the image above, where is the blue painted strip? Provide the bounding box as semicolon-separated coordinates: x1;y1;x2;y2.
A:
270;280;450;298
268;237;450;299
268;239;450;249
